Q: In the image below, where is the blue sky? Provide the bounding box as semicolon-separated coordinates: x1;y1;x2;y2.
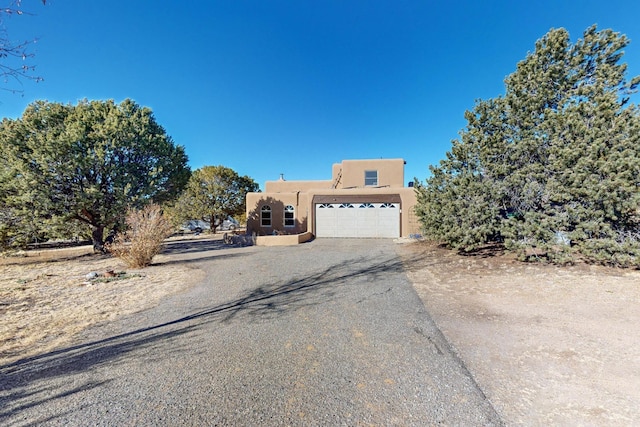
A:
2;0;640;189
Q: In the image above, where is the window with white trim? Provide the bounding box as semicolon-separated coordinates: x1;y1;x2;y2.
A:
260;205;271;226
339;203;355;208
284;205;295;227
364;170;378;186
359;203;374;208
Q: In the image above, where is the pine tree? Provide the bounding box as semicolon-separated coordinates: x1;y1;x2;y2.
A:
416;26;640;266
0;99;190;251
167;165;258;233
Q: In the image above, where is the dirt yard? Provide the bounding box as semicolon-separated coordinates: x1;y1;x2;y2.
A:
398;241;640;426
0;236;205;365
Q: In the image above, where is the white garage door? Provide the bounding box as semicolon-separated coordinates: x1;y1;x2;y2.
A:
315;202;400;238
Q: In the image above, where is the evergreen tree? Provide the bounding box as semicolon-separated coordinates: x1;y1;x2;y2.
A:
417;26;640;266
0;99;190;251
168;165;258;233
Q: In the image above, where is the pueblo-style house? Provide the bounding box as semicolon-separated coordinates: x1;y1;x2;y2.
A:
246;159;419;240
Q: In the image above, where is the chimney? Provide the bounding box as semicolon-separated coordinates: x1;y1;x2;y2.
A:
279;173;285;181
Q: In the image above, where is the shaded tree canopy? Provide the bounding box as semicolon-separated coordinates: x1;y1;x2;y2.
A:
0;98;190;250
415;25;640;266
169;165;259;233
1;0;47;93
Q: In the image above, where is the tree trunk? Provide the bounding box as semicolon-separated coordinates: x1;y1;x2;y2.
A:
210;214;218;234
91;225;105;253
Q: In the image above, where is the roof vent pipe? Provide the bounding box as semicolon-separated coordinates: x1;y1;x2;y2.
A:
279;173;285;181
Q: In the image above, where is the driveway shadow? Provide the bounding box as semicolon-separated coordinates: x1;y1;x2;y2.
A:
0;250;426;421
161;237;227;255
153;237;253;265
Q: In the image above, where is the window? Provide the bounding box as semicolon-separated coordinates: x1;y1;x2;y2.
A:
380;203;396;208
365;170;378;186
359;203;374;208
319;203;334;208
339;203;354;208
284;205;295;227
260;205;271;226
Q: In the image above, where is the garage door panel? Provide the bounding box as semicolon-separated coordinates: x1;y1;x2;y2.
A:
315;204;337;237
315;202;399;238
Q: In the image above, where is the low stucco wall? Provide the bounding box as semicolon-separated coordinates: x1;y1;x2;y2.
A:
255;232;314;246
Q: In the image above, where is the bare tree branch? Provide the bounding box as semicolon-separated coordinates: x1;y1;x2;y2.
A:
0;0;47;94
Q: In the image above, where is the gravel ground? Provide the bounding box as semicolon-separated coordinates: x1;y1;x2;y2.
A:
399;242;640;425
1;239;501;426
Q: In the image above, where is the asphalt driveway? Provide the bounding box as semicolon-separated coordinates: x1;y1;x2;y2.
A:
1;239;501;426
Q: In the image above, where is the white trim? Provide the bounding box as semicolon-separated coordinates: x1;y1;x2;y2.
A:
284;204;295;228
260;205;272;227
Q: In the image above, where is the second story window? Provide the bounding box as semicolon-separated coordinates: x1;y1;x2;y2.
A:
365;170;378;186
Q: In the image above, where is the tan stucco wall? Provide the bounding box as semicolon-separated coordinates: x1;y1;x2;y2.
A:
338;159;406;189
265;179;333;193
265;159;407;193
246;191;310;235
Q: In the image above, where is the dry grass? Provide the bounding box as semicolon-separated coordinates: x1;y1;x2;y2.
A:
108;204;174;268
0;245;204;365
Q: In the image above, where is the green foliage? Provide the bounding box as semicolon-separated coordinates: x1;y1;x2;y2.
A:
168;165;258;232
0;99;190;251
0;151;45;251
0;207;45;252
414;167;502;251
416;25;640;266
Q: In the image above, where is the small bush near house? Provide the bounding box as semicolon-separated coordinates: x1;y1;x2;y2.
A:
107;204;174;268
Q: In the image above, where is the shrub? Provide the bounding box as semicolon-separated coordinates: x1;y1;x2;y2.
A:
107;204;174;268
